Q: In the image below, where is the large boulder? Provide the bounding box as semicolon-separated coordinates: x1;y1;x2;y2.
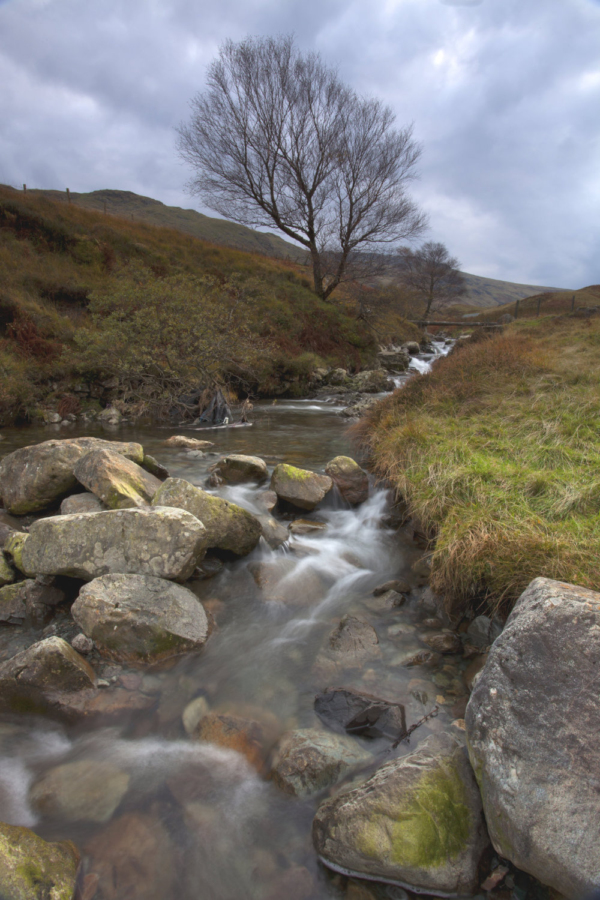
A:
0;636;96;715
270;728;371;798
270;464;332;511
72;574;209;666
351;369;393;392
152;477;261;556
0;437;144;515
0;579;64;627
30;760;130;823
21;507;207;581
313;732;488;896
0;821;80;900
377;349;410;372
73;448;162;509
212;454;268;484
325;456;369;505
465;577;600;898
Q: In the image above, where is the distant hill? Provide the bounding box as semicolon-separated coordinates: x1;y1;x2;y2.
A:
27;188;563;307
28;188;308;263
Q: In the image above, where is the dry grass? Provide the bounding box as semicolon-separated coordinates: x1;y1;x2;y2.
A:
354;317;600;617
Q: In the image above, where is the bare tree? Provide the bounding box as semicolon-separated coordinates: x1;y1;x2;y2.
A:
396;242;467;318
177;35;426;301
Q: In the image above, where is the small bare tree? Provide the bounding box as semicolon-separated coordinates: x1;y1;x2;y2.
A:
178;35;426;301
396;242;467;318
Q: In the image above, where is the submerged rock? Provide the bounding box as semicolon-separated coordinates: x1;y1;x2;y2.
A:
73;448;162;509
0;821;80;900
194;711;272;770
162;435;214;449
270;728;372;797
325;456;369;505
258;515;289;550
21;507;207;581
270;464;332;511
212;454;268;484
72;574;209;666
314;688;406;741
421;632;462;655
30;760;130;823
152;477;261;556
249;558;326;606
466;577;600;898
312;732;488;896
328;616;381;666
0;437;144;515
60;492;106;514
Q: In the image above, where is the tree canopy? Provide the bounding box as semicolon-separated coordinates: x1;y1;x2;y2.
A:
396;242;467;318
178;35;426;301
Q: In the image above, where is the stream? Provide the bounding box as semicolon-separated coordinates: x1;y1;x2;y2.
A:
0;344;476;900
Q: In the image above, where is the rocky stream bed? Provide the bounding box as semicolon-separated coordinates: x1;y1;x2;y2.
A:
0;344;597;900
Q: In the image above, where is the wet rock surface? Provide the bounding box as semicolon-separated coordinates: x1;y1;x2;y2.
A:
72;574;210;666
152;477;261;556
466;577;600;898
0;821;80;900
213;453;268;484
21;507;207;581
30;759;130;823
270;463;333;511
0;636;96;713
314;688;406;741
313;733;489;896
325;456;369;505
270;728;372;797
60;491;106;514
73;448;162;509
0;437;143;514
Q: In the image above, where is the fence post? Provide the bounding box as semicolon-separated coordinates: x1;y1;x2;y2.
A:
66;188;71;204
23;184;26;193
515;298;519;319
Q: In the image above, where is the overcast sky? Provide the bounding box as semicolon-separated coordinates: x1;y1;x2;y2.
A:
1;0;599;288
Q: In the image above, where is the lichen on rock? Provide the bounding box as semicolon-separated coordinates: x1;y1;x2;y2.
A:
0;821;80;900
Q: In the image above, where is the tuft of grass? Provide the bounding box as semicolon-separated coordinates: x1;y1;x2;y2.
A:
354;317;600;617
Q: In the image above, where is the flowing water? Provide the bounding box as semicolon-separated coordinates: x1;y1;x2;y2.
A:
0;345;475;900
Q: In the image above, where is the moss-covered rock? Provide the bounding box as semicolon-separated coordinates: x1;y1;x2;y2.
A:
312;732;488;896
270;464;332;511
325;456;369;505
0;437;144;515
152;477;261;556
271;728;372;798
0;552;15;586
0;821;80;900
73;448;162;509
60;492;105;514
4;533;29;574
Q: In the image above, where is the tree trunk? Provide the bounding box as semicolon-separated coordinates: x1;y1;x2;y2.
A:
309;245;325;299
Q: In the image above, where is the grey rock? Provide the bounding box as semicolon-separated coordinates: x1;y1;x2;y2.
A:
71;633;94;655
466;577;600;898
213;454;268;484
377;349;410;372
373;580;410;596
21;507;208;581
421;631;463;655
466;615;502;650
270;464;332;511
339;397;379;418
314;688;406;741
351;369;393;392
72;574;209;667
0;578;64;627
0;437;144;515
325;456;369;505
162;435;214;449
73;448;162;509
152;477;261;556
328;368;350;385
312;732;488;896
288;518;327;536
30;760;130;823
270;728;372;797
141;454;170;481
403;341;421;355
258;515;289;549
60;492;106;515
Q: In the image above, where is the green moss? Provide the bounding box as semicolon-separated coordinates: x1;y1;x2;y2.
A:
277;464;318;482
0;822;79;900
4;532;29;573
0;553;16;586
356;760;471;869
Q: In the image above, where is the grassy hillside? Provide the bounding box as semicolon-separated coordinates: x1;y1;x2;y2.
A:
354;315;600;616
469;285;600;321
0;184;417;425
459;271;560;308
28;188;307;263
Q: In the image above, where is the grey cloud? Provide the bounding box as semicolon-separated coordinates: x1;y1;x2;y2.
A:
1;0;599;288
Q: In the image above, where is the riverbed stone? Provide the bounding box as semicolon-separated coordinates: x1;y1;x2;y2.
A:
288;518;327;536
329;616;381;665
60;491;106;514
248;558;326;606
377;349;410;372
194;711;272;770
3;532;29;574
0;821;80;900
0;553;15;586
213;454;268;484
0;579;63;627
421;631;462;655
141;454;169;481
465;577;600;898
270;464;332;511
73;448;162;509
30;760;130;823
72;574;209;666
163;435;214;449
270;728;372;797
258;515;289;549
21;507;207;581
325;457;369;505
152;477;261;556
351;369;393;392
314;688;406;741
0;437;144;515
312;732;488;896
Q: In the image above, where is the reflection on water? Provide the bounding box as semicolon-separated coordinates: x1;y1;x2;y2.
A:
0;365;471;899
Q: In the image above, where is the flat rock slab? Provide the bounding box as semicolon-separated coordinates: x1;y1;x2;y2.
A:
213;454;268;484
0;437;143;515
466;577;600;898
72;574;209;666
0;821;80;900
153;477;261;556
325;457;369;505
21;507;207;581
314;688;406;741
270;728;372;797
313;732;488;896
74;448;162;509
270;464;332;511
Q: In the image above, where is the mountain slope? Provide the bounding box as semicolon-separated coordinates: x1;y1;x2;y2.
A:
459;272;560;308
